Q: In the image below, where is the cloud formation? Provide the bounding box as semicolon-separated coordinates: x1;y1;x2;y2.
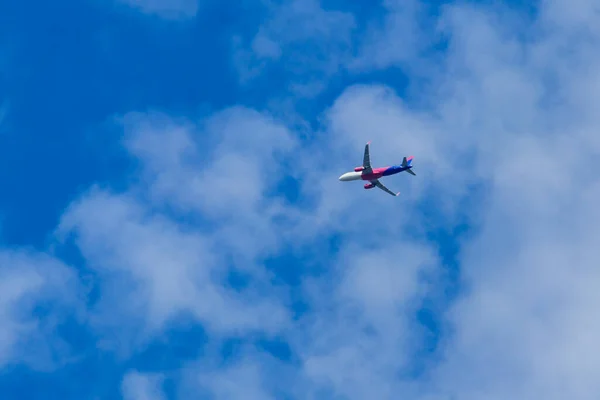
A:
0;250;79;370
122;370;166;400
56;108;299;354
233;0;355;95
4;0;600;398
118;0;198;20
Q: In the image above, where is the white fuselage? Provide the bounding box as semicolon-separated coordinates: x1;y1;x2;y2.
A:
339;171;363;181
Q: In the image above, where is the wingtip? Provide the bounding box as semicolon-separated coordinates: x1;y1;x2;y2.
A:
367;141;371;145
396;192;400;196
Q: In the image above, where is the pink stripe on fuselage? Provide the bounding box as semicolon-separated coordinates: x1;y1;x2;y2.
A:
361;167;388;180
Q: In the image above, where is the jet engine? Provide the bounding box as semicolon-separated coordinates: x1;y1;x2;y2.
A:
364;183;375;189
354;166;365;172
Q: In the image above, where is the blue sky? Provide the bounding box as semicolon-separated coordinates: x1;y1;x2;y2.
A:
1;0;600;399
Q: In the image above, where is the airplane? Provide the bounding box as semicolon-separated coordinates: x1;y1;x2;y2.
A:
338;141;415;196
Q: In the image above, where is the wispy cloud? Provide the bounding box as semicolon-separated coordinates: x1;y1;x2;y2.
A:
222;0;600;397
233;0;355;95
122;370;166;400
0;101;8;131
349;0;427;72
0;250;80;370
50;107;309;358
117;0;199;20
50;89;442;396
3;0;600;398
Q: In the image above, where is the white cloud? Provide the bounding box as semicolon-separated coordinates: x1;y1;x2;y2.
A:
412;4;600;399
195;0;600;398
4;0;600;398
122;371;166;400
294;242;438;399
233;0;439;96
233;0;355;94
184;349;290;400
55;107;300;353
340;1;600;399
50;83;442;397
118;0;198;20
349;0;427;72
0;249;80;370
107;91;443;399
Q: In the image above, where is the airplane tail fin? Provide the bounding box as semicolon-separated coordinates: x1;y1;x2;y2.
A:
402;156;416;176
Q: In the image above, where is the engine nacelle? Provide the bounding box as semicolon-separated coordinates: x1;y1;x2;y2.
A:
364;183;375;189
354;166;365;172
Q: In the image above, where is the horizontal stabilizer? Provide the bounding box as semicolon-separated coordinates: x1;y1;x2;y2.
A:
402;155;415;175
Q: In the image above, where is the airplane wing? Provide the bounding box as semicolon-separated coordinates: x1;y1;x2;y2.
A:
363;142;372;172
371;179;400;197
